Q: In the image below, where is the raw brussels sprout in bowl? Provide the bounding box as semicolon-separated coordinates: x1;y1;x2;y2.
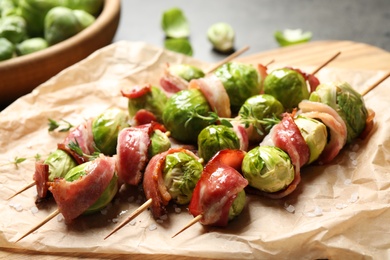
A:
0;0;120;109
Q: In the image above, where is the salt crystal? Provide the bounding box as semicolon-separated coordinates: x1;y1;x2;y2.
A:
351;144;359;152
9;202;23;212
284;203;295;213
348;192;359;203
351;160;358;166
156;219;164;224
335;203;348;209
100;208;108;215
112;218;119;223
30;206;39;214
349;152;357;160
149;224;157;231
57;214;64;222
127;196;135;203
129;220;136;226
159;214;168;221
313;206;323;216
344;179;352;185
175;207;182;214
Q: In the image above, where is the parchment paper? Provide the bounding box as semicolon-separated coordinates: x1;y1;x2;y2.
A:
1;41;390;260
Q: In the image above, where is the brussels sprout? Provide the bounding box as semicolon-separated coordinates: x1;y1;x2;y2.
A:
228;190;246;221
16;37;48;55
309;81;368;143
0;0;17;17
238;94;284;142
161;7;190;38
63;0;104;15
64;161;119;214
128;85;168;122
294;116;327;164
274;29;312;47
168;64;205;82
148;129;171;158
92;108;129;156
44;6;83;45
198;125;240;162
263;68;309;110
162;89;212;143
207;22;235;53
164;38;193;56
242;146;294;193
214;62;261;112
0;37;14;61
163;151;203;205
0;15;27;44
44;149;77;181
72;9;95;30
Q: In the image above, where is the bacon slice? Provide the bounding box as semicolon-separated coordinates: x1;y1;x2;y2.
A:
48;156;116;222
34;161;49;199
258;114;310;199
299;100;347;164
231;121;249;152
59;120;95;164
189;75;231;118
116;124;154;186
133;109;158;125
189;149;248;226
143;148;199;218
285;67;320;92
121;84;152;99
160;66;189;93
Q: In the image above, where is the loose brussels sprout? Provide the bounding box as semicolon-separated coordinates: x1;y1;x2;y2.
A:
0;37;14;61
162;89;212;143
214;62;262;112
207;22;235;53
44;6;83;45
161;7;190;38
294;116;327;164
44;149;77;181
163;151;203;205
228;190;246;221
16;37;48;55
128;85;168;122
64;161;119;215
238;94;284;142
242;146;294;193
0;15;27;44
197;125;240;162
168;64;205;82
72;9;95;30
309;81;368;143
274;29;312;47
148;129;171;158
263;68;309;110
92;108;129;156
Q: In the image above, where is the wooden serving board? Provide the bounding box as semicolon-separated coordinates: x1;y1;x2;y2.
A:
1;40;389;260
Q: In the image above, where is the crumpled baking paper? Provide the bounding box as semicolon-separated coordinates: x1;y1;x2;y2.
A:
1;41;390;260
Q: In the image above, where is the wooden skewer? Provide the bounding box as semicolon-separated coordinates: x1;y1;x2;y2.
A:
360;71;390;97
104;198;153;240
7;181;35;200
171;214;203;238
15;209;60;243
311;51;341;75
205;45;250;74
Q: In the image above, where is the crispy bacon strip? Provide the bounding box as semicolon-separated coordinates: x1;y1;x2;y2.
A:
160;66;189;93
121;84;152;99
189;149;248;226
143;148;199;218
299;100;347;164
133;109;158;125
34;161;49;199
189;75;231;118
286;67;320;92
48;156;116;222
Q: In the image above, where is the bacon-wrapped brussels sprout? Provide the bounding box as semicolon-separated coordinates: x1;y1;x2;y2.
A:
263;68;309;110
44;149;77;181
241;146;294;193
197;125;240;162
309;81;368;143
168;64;205;82
148;129;171;158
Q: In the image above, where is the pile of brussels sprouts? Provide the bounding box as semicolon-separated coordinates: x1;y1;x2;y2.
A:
0;0;103;61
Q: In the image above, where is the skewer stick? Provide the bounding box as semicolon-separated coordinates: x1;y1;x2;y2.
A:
15;209;60;242
104;198;153;240
311;51;341;75
360;71;390;97
171;214;203;238
7;181;35;200
205;45;250;74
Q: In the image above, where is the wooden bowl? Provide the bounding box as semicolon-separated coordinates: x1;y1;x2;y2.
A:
0;0;121;109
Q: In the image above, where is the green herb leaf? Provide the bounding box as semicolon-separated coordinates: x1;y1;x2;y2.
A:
48;118;74;132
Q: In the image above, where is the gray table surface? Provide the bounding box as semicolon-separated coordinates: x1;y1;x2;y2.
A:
113;0;390;63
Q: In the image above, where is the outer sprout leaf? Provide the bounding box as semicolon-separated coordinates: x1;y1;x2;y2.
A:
161;7;190;38
164;38;193;56
274;29;312;47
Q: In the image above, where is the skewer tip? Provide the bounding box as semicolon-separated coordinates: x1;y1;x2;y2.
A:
7;181;35;200
172;214;203;238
